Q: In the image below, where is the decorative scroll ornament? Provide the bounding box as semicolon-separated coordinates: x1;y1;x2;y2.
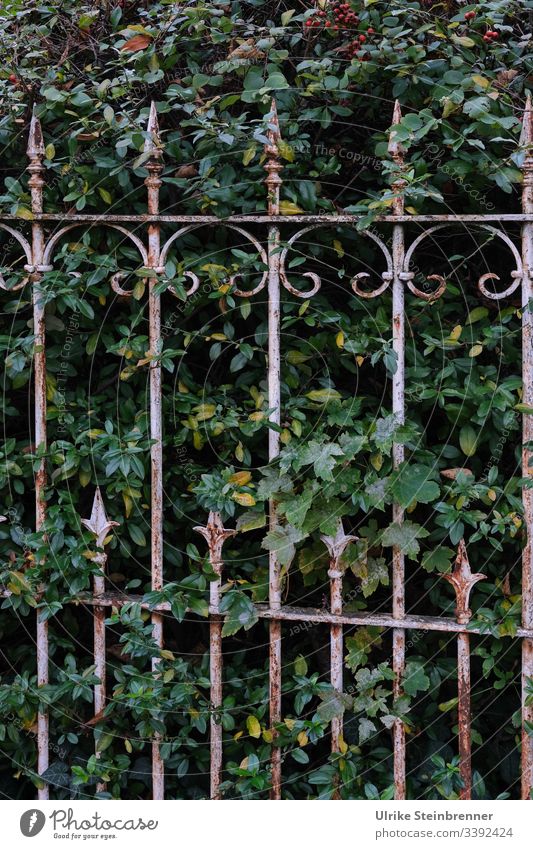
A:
442;539;486;625
81;488;120;555
279;226;393;299
160;225;268;299
403;224;523;302
194;511;236;571
320;519;357;579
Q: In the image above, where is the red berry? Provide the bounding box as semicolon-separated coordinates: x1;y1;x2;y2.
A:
367;27;375;34
359;34;366;42
305;19;312;27
325;20;331;27
465;11;476;21
318;10;326;16
483;34;491;42
8;73;17;83
488;30;499;38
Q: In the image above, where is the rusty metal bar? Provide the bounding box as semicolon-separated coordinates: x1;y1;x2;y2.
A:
26;110;50;800
520;93;533;801
23;594;533;637
265;99;283;800
321;523;356;770
443;540;485;800
195;512;235;799
81;488;119;793
389;100;407;800
144;102;165;800
5;213;533;224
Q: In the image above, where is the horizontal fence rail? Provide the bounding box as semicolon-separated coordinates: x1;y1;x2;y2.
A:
0;96;533;800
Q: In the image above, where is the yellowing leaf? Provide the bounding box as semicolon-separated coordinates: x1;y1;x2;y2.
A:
336;330;345;349
451;34;475;47
232;492;256;507
98;187;112;204
472;74;490;89
469;344;483;357
242;143;256;166
160;649;175;661
246;715;261;738
279;200;304;215
229;471;252;486
124;739;133;753
449;325;462;341
333;239;344;258
277;139;295;162
297;731;308;747
306;388;342;403
194;403;216;421
193;431;204;450
235;441;244;462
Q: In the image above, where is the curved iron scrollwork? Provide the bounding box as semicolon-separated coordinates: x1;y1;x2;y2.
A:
403;223;523;302
278;225;394;299
160;224;268;299
0;224;33;291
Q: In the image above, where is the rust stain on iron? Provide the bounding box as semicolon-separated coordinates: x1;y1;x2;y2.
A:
442;540;486;799
195;512;236;799
82;488;119;793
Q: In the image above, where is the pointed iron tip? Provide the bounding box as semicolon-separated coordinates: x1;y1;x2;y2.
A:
388;100;404;158
27;109;44;157
144;101;161;154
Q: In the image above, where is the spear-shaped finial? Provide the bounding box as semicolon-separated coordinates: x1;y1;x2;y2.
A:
27;106;45;214
388;100;406;215
442;539;486;625
520;92;533;215
144;101;163;213
264;98;283;216
81;487;120;551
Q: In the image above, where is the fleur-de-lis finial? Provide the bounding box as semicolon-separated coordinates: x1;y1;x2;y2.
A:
442;539;486;625
194;511;236;569
320;519;357;578
81;488;120;551
264;98;283;215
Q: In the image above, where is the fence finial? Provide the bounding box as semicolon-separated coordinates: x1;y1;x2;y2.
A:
388;100;406;215
264;98;283;215
144;101;163;212
442;539;486;625
81;487;120;551
27;107;45;214
387;100;404;165
194;511;236;570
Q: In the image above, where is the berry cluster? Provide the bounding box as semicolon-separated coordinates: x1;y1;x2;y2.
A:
345;32;373;59
305;2;360;32
464;10;499;43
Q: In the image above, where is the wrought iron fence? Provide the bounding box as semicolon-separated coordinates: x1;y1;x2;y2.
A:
1;95;533;801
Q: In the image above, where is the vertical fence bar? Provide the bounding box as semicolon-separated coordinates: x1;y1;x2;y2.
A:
520;93;533;800
27;110;49;799
144;102;165;799
321;523;356;771
81;488;118;794
194;512;235;799
443;540;485;800
264;99;283;799
388;100;407;799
